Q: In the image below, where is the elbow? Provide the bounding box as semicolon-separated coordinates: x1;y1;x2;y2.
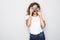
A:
26;23;30;27
26;20;30;27
41;21;46;29
41;24;46;29
42;23;46;28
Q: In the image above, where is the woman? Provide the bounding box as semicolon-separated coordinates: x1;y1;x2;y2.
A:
25;2;46;40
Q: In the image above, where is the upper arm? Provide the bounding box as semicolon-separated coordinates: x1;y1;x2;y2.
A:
25;15;29;20
25;15;29;25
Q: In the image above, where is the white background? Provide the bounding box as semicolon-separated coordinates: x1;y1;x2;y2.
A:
0;0;60;40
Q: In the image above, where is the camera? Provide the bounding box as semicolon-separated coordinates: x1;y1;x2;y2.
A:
33;8;37;12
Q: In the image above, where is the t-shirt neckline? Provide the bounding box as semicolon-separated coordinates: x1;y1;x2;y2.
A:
32;15;39;17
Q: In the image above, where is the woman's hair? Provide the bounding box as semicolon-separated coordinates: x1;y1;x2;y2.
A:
27;2;41;16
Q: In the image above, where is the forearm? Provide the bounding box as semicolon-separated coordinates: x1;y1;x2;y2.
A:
26;15;32;27
39;15;46;28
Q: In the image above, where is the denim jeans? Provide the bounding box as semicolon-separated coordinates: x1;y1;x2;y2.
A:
30;31;45;40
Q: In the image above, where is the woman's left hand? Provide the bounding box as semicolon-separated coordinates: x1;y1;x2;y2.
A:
37;8;42;17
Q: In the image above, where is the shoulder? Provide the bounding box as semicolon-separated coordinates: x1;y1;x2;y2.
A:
25;15;30;20
26;15;29;17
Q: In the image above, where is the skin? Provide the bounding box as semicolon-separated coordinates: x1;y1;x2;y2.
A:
26;5;46;29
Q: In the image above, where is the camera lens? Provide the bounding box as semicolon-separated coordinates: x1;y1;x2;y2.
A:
34;8;37;12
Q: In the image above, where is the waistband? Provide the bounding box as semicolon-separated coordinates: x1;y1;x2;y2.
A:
30;31;44;36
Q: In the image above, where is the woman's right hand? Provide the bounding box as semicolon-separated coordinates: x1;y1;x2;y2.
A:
30;7;33;16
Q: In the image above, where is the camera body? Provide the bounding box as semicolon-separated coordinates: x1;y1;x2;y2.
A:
33;8;37;12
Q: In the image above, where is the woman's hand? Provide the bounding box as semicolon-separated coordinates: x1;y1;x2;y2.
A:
37;8;42;17
30;7;33;16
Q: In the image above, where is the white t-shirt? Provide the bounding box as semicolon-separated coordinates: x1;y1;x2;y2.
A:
25;15;44;35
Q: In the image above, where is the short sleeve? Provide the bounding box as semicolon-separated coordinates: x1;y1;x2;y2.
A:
42;16;45;20
25;15;29;20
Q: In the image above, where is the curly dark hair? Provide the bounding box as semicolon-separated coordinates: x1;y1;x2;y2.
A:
27;2;41;16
